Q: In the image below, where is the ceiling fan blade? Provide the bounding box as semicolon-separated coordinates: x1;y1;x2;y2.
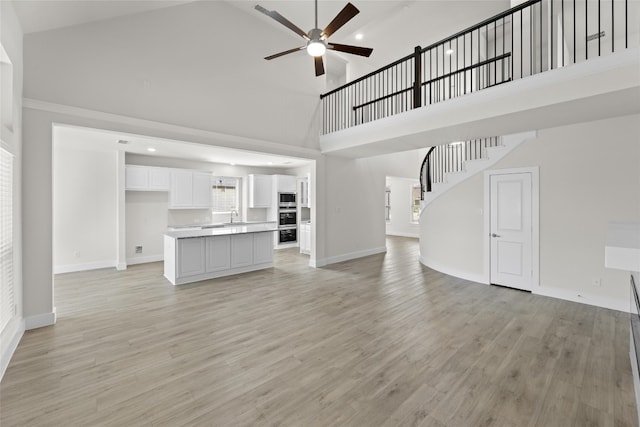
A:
327;43;373;57
321;3;359;38
255;5;310;40
264;46;306;60
314;56;325;76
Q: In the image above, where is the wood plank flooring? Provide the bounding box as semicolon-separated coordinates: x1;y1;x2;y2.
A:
1;236;637;426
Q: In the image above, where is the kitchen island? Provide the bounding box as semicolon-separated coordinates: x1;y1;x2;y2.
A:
164;223;278;285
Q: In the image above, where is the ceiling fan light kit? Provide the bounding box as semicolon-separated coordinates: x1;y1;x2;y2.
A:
256;0;373;76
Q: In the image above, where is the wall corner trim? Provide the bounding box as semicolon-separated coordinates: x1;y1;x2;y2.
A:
25;310;57;330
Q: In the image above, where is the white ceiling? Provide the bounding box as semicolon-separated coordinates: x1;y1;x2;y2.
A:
12;0;197;34
53;125;311;168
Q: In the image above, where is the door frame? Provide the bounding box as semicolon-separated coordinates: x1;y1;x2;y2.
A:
483;167;540;289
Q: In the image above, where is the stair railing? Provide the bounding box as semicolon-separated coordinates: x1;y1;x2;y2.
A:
420;137;500;201
321;0;635;135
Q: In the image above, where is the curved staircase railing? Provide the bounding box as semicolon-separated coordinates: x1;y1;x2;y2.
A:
420;137;500;201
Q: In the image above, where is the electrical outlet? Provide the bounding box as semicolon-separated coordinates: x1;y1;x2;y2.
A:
135;245;143;254
592;278;601;287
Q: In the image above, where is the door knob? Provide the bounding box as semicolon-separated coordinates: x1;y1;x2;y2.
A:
491;233;501;238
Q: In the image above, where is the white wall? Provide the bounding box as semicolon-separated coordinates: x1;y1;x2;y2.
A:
421;114;640;310
53;147;118;272
22;1;323;149
320;155;387;264
385;176;420;238
0;0;24;379
125;191;168;264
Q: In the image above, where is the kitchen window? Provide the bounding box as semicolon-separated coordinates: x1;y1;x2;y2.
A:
211;177;240;213
1;146;14;333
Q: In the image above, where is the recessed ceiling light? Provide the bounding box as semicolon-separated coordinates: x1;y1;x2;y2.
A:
445;48;455;55
147;147;156;152
268;162;274;165
230;163;236;166
355;33;363;40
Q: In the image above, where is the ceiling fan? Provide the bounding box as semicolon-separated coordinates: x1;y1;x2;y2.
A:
255;0;373;77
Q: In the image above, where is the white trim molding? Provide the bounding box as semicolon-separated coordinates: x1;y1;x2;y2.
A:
1;318;25;381
25;309;56;330
315;246;387;268
23;98;321;160
126;255;163;266
533;286;628;313
54;260;117;274
419;255;488;285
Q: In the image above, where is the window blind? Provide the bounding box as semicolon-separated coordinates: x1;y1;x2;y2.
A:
0;147;14;333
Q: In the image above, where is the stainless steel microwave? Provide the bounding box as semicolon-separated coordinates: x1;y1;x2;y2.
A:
279;192;296;207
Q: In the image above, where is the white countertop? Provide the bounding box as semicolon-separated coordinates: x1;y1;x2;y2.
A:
605;221;640;272
166;222;279;239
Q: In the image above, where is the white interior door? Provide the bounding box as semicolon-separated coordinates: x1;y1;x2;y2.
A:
490;172;533;291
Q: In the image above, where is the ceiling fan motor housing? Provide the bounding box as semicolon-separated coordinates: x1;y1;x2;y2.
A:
306;28;327;57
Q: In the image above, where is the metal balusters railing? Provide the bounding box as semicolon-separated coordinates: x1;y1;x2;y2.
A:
320;0;635;135
419;138;500;200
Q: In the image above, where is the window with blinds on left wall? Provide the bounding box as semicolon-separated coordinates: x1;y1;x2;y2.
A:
0;146;15;333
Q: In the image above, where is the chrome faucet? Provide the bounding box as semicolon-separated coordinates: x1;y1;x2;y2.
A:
230;210;239;224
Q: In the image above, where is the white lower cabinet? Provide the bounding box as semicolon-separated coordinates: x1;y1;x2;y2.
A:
253;232;274;264
205;235;231;272
165;231;276;285
231;234;253;268
177;237;206;277
299;223;311;255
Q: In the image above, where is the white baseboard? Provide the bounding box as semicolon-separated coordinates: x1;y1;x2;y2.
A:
116;262;127;271
25;309;56;330
316;246;387;267
310;258;326;268
54;260;116;274
532;286;629;313
386;231;420;239
1;318;25;381
419;256;489;285
127;254;163;265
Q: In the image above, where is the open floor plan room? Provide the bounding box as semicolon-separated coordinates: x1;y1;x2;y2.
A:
0;237;635;426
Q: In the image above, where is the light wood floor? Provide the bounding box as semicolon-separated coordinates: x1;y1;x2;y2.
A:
1;237;637;426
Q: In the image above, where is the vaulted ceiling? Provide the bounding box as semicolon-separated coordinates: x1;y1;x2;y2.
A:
13;0;512;162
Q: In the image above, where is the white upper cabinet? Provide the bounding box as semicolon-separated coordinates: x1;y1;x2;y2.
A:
248;174;273;208
170;169;194;208
170;169;212;209
125;165;170;191
192;172;212;208
148;167;170;190
275;174;296;193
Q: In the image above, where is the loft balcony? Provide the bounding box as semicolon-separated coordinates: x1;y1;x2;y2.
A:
318;0;640;158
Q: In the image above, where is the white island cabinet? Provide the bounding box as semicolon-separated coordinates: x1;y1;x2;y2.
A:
164;223;277;285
